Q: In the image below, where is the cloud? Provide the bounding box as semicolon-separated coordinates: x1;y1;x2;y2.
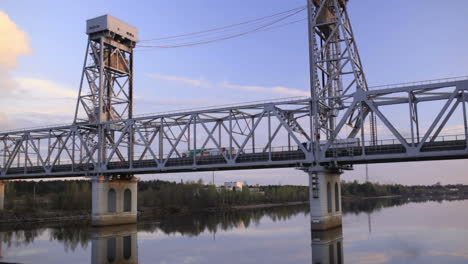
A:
136;96;232;108
221;81;309;97
0;10;32;93
0;112;11;128
1;77;76;129
148;73;309;97
3;77;76;114
149;73;212;88
0;11;77;130
345;252;390;264
0;10;31;70
13;77;77;99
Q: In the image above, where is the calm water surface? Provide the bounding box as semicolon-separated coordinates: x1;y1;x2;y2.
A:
0;199;467;264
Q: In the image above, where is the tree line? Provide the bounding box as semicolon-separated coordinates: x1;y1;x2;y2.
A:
2;179;467;215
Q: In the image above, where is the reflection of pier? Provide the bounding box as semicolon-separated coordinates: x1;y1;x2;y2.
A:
311;227;343;264
91;224;138;264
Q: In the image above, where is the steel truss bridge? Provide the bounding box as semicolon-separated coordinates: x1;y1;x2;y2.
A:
2;1;468;180
2;77;468;179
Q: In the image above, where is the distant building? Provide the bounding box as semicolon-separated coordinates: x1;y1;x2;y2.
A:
248;184;265;195
224;181;245;191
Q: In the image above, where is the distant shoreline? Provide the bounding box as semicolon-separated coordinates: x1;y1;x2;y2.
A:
1;195;466;226
0;201;310;226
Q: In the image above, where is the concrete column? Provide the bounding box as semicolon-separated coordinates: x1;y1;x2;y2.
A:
91;224;138;264
311;227;344;263
0;181;5;210
92;176;138;226
307;166;342;230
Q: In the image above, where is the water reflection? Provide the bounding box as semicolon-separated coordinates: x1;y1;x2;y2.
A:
0;197;465;264
141;204;309;237
91;225;138;264
311;227;344;264
0;196;431;247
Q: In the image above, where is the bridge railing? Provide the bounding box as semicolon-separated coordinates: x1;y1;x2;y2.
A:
133;96;310;118
0;123;73;134
369;76;468;90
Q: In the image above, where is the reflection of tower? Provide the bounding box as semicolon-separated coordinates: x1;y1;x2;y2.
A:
367;212;372;234
91;224;138;264
0;232;2;258
365;164;369;183
311;227;344;264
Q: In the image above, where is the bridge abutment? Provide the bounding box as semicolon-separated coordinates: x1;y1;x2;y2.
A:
0;181;4;210
92;176;138;226
307;167;342;230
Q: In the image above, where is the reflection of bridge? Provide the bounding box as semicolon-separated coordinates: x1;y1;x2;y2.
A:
1;0;468;228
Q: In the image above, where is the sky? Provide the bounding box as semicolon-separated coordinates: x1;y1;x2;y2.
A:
1;0;468;185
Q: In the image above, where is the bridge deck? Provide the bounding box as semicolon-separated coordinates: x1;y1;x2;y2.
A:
3;139;467;179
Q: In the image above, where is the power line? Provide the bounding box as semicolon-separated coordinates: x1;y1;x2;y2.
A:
136;7;306;49
139;5;306;43
136;8;305;48
134;17;307;52
254;17;307;33
140;16;305;44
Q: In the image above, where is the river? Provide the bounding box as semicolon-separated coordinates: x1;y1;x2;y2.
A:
0;198;467;263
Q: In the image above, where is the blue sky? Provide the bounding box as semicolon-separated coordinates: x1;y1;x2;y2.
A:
1;0;468;185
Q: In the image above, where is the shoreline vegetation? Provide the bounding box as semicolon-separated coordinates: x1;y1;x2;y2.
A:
1;180;467;225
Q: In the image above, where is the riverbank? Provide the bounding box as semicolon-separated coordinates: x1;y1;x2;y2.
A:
0;201;309;226
2;178;467;226
1;195;466;226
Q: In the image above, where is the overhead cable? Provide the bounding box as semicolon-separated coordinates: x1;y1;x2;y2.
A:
136;7;306;49
139;5;306;43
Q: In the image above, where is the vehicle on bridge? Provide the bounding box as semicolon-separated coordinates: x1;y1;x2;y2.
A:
181;147;236;158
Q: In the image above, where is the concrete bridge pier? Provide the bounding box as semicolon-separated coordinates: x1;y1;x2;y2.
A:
92;176;138;226
306;166;343;230
0;181;5;210
91;224;138;264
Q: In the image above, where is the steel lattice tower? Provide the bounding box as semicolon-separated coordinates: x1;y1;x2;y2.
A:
307;0;377;151
73;15;138;174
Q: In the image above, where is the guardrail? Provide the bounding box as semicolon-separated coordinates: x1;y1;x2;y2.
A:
133;96;310;118
369;76;468;90
0;123;73;134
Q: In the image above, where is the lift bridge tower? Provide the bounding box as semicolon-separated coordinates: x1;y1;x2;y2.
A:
306;0;376;230
75;15;139;226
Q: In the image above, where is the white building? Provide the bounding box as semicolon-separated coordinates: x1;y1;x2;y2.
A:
224;181;245;191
